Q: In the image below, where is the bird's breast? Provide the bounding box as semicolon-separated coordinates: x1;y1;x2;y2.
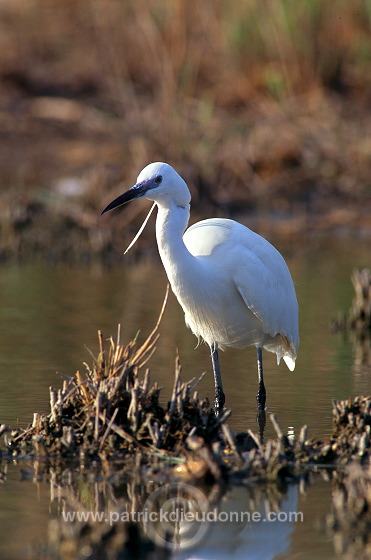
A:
168;259;263;350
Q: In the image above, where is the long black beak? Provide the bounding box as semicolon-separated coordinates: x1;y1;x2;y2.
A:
101;181;151;215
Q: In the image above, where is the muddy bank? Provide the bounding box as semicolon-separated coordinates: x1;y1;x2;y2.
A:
0;91;369;264
2;335;370;481
2;272;369;479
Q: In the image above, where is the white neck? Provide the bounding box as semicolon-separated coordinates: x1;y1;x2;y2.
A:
155;201;193;283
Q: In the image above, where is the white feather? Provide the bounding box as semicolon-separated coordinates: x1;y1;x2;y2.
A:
104;161;299;409
124;202;156;254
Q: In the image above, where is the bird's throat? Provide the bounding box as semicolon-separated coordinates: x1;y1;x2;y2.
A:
155;203;194;283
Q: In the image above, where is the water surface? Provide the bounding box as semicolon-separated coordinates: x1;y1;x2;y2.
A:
0;237;369;436
0;236;369;558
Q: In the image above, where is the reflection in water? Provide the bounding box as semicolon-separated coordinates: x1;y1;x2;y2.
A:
47;470;299;559
171;484;299;560
0;458;337;560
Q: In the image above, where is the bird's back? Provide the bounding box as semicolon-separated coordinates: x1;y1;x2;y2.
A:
184;218;235;257
183;218;299;369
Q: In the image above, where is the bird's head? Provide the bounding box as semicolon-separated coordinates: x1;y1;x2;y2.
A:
101;162;191;215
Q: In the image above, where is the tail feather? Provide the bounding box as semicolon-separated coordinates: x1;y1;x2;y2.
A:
283;354;296;371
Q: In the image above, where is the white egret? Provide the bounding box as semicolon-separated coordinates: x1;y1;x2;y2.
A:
102;162;299;413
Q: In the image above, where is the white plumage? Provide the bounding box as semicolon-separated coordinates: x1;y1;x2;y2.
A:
102;162;299;413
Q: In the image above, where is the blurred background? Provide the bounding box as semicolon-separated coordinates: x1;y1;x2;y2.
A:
0;0;369;261
0;0;370;426
0;4;370;557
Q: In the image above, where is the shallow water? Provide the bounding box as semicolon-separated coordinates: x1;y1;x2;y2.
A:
0;236;370;558
0;465;335;560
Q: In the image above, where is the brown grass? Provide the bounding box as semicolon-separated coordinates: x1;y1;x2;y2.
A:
0;0;369;261
2;1;369;103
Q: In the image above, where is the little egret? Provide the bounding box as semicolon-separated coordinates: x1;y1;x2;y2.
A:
102;162;299;413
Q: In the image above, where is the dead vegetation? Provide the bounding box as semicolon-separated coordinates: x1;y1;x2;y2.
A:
1;297;369;483
327;462;371;560
349;269;371;336
332;268;371;368
2;290;226;470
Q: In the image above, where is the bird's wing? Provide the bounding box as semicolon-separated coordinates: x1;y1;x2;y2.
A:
184;219;234;256
232;243;298;350
185;219;299;356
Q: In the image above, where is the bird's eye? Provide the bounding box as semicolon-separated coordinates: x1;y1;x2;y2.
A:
154;175;162;184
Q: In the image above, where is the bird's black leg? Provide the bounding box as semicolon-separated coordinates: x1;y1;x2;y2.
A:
211;343;225;414
256;408;266;444
256;346;266;442
256;346;266;410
